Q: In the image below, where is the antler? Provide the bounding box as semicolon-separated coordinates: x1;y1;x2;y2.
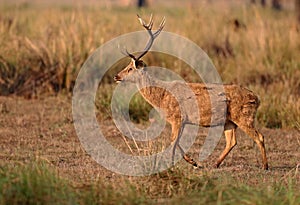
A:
122;14;165;61
135;14;166;61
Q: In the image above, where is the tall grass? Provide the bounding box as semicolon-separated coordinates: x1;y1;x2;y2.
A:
0;3;299;128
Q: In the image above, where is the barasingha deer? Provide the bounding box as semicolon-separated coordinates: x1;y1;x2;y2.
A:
114;15;268;170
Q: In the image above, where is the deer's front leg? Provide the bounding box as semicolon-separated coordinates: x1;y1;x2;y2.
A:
171;122;200;168
171;122;182;166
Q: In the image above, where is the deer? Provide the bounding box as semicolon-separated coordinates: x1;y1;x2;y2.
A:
114;14;268;170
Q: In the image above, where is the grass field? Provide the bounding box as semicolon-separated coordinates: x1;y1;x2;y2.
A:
0;1;299;204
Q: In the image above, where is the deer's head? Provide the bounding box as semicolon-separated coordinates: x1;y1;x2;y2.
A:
114;58;146;83
114;14;165;84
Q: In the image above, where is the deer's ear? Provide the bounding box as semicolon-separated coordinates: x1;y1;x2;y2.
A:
135;60;146;69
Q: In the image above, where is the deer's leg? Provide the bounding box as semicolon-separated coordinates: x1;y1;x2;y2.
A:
171;122;182;166
171;122;199;168
177;144;199;168
238;124;268;170
215;122;237;168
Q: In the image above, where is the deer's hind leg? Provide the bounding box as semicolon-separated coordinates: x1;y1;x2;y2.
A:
215;121;237;168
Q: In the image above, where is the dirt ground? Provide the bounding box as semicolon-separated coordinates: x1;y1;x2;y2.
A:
0;96;299;186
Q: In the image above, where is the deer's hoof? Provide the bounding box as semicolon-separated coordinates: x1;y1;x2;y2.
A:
264;164;269;170
193;163;204;169
213;163;220;169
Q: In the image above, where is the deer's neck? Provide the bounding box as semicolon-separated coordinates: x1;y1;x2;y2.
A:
136;71;165;108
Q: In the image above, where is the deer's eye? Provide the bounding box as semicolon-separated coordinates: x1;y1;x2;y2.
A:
128;68;133;72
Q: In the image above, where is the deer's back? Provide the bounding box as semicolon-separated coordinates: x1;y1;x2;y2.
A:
188;83;260;126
